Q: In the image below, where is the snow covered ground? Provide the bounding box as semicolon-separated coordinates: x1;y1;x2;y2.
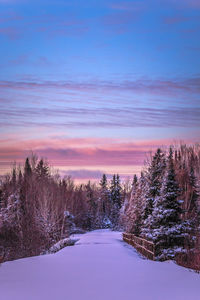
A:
0;230;200;300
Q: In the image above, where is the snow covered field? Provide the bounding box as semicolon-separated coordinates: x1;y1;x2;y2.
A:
0;230;200;300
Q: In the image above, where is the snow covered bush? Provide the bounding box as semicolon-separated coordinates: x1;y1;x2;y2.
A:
46;238;79;254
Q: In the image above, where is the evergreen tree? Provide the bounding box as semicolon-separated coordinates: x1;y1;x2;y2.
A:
141;148;166;237
99;174;108;214
132;174;138;188
133;192;142;236
24;158;32;177
0;189;3;208
85;181;97;229
100;174;107;189
99;174;111;227
110;174;122;227
143;149;166;220
110;174;122;209
150;148;185;260
11;167;17;186
36;159;49;179
18;170;23;186
188;165;199;228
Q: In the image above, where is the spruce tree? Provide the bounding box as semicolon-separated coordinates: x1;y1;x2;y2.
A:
85;181;96;229
151;148;185;260
36;159;49;179
143;149;166;220
24;158;32;177
110;174;122;228
18;170;23;186
110;174;122;209
132;174;138;188
0;189;3;208
141;148;166;238
11;167;17;186
99;174;111;227
187;166;199;231
100;174;107;189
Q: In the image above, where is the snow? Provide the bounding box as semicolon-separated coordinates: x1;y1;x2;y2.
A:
46;238;79;254
0;229;200;300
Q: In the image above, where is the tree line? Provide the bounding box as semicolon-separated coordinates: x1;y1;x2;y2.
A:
0;144;199;267
0;156;125;262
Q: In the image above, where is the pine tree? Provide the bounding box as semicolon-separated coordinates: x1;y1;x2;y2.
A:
110;174;122;209
36;159;49;179
133;193;142;236
188;165;199;229
99;174;108;214
100;174;107;189
99;174;111;227
150;148;185;260
143;149;166;220
18;170;23;186
24;158;32;177
85;181;97;229
11;167;17;186
110;174;122;227
132;174;138;188
0;189;3;208
141;148;166;237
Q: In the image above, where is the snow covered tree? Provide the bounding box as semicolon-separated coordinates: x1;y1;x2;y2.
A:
110;174;122;228
98;174;112;228
183;165;200;249
85;181;97;229
110;174;122;209
143;149;166;219
150;148;185;260
141;148;166;237
132;189;142;236
132;174;138;188
188;166;199;224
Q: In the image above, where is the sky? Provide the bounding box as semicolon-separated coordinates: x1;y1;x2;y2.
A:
0;0;200;182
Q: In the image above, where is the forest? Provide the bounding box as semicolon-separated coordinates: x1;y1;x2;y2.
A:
0;144;200;270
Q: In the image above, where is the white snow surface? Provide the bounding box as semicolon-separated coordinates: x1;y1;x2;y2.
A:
0;229;200;300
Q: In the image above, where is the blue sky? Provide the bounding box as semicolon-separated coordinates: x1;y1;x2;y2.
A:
0;0;200;180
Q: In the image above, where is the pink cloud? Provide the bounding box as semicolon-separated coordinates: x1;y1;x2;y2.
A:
0;136;195;170
0;136;199;178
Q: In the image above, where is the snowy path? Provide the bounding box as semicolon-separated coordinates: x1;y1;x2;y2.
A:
0;230;200;300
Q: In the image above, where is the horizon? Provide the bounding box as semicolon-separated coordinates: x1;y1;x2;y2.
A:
0;141;199;185
0;0;200;181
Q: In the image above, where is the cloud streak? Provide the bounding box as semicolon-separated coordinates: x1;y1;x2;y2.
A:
1;76;200;96
0;134;198;177
1;105;200;129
